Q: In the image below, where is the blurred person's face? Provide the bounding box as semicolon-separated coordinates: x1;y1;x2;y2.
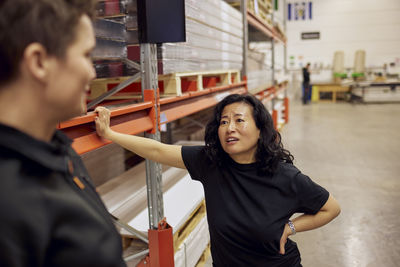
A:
218;102;260;164
45;14;95;121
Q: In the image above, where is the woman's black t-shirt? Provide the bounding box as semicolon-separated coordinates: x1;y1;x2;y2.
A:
181;146;329;267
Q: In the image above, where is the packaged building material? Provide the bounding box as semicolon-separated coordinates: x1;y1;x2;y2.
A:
126;0;243;75
93;60;138;78
96;0;127;17
247;69;273;94
94;18;126;41
92;38;126;60
246;48;273;93
93;7;129;78
174;216;210;267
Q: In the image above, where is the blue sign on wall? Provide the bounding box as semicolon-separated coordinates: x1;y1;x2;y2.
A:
288;1;312;21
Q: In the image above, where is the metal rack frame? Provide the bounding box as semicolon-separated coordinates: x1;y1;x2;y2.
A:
58;1;289;265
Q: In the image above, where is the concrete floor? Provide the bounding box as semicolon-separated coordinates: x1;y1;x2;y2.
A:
203;101;400;266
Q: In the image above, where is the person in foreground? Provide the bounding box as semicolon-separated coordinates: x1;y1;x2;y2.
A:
95;93;340;266
0;0;126;266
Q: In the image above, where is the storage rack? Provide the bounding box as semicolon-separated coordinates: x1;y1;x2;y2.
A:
240;0;289;129
59;1;288;266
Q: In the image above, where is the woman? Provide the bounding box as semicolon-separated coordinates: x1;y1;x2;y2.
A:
95;94;340;266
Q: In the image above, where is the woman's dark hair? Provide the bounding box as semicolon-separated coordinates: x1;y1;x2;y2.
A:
204;94;294;175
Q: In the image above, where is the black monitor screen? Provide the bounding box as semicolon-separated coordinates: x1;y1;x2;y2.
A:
137;0;186;43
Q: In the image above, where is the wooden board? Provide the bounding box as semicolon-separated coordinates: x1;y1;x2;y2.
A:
120;172;204;235
195;243;211;267
177;215;210;267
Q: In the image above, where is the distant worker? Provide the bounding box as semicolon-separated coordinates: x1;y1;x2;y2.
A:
95;93;341;266
302;63;311;104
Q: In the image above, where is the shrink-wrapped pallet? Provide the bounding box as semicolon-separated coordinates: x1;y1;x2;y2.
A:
126;0;243;75
93;17;129;78
94;19;126;41
93;38;126;59
246;48;273;93
92;0;243;86
247;69;273;94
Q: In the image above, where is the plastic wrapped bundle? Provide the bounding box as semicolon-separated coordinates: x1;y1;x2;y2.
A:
126;0;137;13
94;60;139;78
94;19;126;41
125;30;139;44
184;19;242;49
247;69;273;94
96;0;127;17
248;49;269;71
185;0;242;38
160;59;242;75
160;44;242;63
92;1;131;79
93;38;127;59
158;0;243;74
125;14;138;29
124;0;243;75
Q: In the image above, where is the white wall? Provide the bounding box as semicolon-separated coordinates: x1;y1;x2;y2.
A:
286;0;400;70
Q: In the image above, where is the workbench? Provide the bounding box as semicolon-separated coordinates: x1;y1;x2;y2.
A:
311;82;350;102
351;81;400;102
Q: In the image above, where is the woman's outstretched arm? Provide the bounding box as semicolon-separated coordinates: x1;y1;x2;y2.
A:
95;106;186;169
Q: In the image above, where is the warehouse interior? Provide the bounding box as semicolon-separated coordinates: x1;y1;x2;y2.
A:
2;0;399;266
82;0;400;266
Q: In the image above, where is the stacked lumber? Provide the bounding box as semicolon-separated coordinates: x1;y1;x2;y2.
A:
96;141;210;266
93;18;126;59
90;0;243;100
225;0;272;26
92;1;139;79
247;48;273;94
126;0;243;74
247;69;273;94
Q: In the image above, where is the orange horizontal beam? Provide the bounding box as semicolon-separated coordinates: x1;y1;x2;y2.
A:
160;87;246;124
247;11;285;44
58;101;153;129
159;81;247;106
71;114;153;155
61;81;248;155
255;83;287;100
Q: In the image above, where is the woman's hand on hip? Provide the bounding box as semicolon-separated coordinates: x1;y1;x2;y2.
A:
279;223;292;255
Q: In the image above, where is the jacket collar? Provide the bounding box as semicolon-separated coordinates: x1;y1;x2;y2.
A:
0;123;72;172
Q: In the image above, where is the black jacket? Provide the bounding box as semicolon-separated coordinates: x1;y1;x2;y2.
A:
0;123;126;267
302;67;310;83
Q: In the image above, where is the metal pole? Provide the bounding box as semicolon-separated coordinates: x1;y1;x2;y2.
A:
140;43;164;230
271;1;275;86
241;0;248;79
283;0;287;73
